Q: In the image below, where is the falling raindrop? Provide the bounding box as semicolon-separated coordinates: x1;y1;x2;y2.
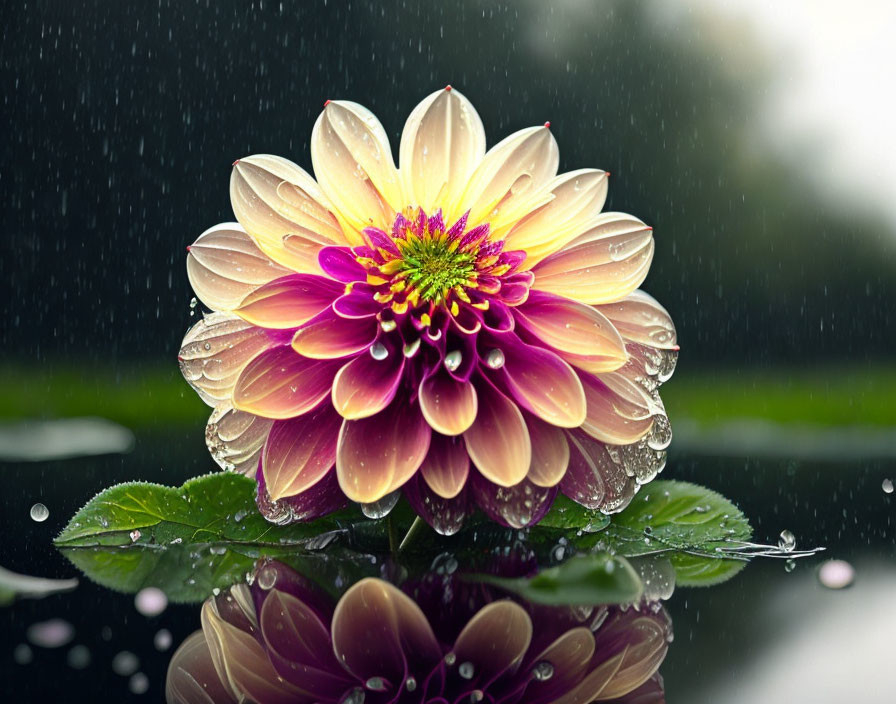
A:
777;530;796;552
129;672;150;694
112;650;140;676
134;587;168;617
818;559;855;589
882;478;894;494
784;559;796;573
13;644;33;665
154;629;172;651
67;645;91;669
29;503;49;522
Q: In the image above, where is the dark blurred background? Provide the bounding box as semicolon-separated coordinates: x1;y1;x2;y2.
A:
2;1;894;702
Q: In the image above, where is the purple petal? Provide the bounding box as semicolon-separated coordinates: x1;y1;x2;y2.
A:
256;462;347;523
470;472;557;529
403;475;471;536
332;286;383;318
362;226;401;256
446;211;470;241
318;246;367;282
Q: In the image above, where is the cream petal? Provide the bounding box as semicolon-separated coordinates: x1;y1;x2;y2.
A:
524;627;596;700
580;372;655;445
418;369;478;436
232;346;341;420
205;404;273;475
336;400;432;503
503;169;609;267
515;292;628;374
399;87;486;216
525;414;570;487
419;433;470;499
463;382;531;486
230;154;345;272
532;213;654;305
596;289;677;350
201;599;306;704
234;274;344;329
331;578;441;684
179;312;279;406
458;125;559;232
262;404;341;500
311;101;403;239
452;601;533;684
166;630;239;704
187;222;291;311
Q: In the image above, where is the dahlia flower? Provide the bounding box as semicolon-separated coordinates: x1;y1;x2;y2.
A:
166;560;671;704
179;87;677;532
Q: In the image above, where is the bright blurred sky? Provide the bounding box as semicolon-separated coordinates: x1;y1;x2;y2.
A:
685;1;896;231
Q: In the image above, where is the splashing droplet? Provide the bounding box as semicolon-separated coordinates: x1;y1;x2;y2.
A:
777;530;796;552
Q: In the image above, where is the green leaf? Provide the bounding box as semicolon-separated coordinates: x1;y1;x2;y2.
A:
54;473;362;602
474;553;643;605
535;494;611;533
603;480;751;586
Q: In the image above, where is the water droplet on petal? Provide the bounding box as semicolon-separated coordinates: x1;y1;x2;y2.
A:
444;652;457;666
459;661;475;679
369;342;389;360
532;660;555;681
405;677;417;692
485;348;505;369
444;350;462;371
257;565;278;590
365;677;387;692
340;687;365;704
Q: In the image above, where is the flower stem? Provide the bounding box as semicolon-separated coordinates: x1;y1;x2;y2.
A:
399;516;427;553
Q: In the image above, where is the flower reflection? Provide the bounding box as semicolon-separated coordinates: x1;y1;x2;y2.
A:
179;87;677;532
166;560;671;703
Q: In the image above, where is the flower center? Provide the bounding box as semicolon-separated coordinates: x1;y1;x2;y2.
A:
359;208;513;315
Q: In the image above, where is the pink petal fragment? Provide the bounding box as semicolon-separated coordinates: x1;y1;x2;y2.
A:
495;338;587;428
532;213;654;305
418;369;478;436
515;291;628;374
230;154;345;272
399;87;486;217
291;311;377;359
179;313;281;406
419;433;470;499
331;338;404;420
262;405;341;500
336;400;432;503
525;414;571;487
235;274;343;329
463;382;531;487
187;223;291;311
232;346;341;420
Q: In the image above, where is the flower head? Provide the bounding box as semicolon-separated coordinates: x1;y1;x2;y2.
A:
180;87;677;532
166;560;671;704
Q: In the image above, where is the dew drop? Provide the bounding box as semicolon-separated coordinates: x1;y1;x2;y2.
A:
365;677;387;691
459;661;475;679
380;319;397;332
532;660;555;681
369;342;389;360
29;503;49;522
257;565;278;590
405;677;417;692
444;652;457;666
444;350;462;371
485;348;505;369
340;687;365;704
403;338;421;357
